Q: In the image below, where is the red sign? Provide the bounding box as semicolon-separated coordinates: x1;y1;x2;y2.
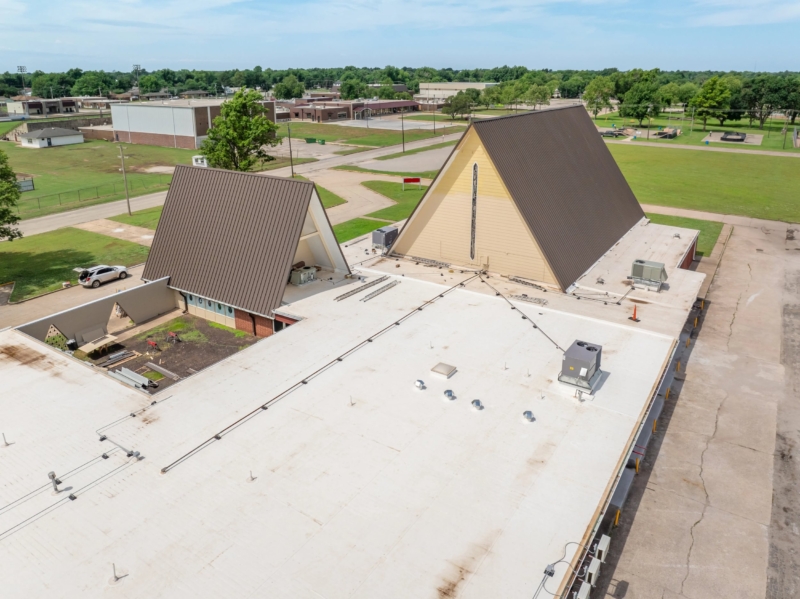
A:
403;177;421;184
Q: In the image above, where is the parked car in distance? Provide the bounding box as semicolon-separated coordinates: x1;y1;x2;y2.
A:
78;265;129;288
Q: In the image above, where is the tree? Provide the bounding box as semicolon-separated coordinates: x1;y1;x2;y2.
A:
463;87;481;105
0;148;22;242
138;75;163;94
71;72;112;96
273;75;304;100
524;84;551;110
375;85;397;100
715;76;743;126
690;76;731;131
619;82;662;126
677;83;699;106
442;91;472;120
658;82;681;107
583;76;613;118
741;75;787;129
199;90;280;172
339;78;368;100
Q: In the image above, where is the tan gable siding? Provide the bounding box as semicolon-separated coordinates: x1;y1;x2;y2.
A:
393;128;556;285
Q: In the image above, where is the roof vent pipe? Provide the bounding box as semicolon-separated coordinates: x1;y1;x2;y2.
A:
522;411;535;422
443;390;455;401
414;380;426;390
471;399;484;411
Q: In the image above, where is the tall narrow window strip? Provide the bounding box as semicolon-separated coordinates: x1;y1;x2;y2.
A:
470;163;478;261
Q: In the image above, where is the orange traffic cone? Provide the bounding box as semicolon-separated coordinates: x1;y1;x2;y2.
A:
628;305;640;322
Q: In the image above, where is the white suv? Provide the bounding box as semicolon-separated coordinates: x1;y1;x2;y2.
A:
78;265;129;288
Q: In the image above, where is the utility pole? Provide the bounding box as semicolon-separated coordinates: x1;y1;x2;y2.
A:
287;123;294;177
17;66;27;91
118;145;132;216
401;111;405;152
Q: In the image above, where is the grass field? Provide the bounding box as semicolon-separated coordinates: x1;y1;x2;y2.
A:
598;110;800;153
362;181;428;221
375;140;457;161
276;121;465;148
645;213;723;257
109;206;164;230
293;175;347;208
0;122;21;137
332;218;392;243
0;228;150;301
608;144;800;222
334;165;439;180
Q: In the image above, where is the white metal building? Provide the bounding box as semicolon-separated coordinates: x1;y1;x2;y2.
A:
415;82;498;101
17;127;84;148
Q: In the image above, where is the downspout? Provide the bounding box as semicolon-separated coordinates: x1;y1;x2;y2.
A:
248;312;257;336
177;291;189;314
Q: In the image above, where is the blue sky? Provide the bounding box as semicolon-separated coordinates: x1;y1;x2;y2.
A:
1;0;799;72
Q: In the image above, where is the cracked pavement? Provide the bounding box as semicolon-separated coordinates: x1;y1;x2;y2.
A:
597;218;798;599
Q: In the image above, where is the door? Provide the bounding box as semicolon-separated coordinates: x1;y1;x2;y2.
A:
46;138;52;147
95;267;114;282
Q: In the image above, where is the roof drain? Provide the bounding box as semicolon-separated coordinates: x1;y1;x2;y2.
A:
178;291;189;314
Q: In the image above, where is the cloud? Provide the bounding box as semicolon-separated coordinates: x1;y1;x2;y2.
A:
689;0;800;26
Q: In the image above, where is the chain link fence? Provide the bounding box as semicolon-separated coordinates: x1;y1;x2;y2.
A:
17;175;172;216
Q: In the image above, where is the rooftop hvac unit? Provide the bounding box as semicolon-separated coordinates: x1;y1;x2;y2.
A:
629;259;667;291
596;534;611;563
576;581;591;599
192;155;208;168
558;340;603;391
586;557;601;587
290;266;316;286
372;226;398;250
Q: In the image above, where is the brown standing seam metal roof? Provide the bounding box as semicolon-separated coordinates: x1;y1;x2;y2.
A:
142;165;319;317
472;106;644;289
389;106;644;290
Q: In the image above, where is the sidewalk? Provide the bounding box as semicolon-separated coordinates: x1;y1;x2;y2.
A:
608;139;800;158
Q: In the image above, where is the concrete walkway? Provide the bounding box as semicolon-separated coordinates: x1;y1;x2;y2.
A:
598;215;797;599
18;191;167;238
641;203;798;229
16;133;463;238
607;139;800;158
0;265;146;331
306;170;432;225
73;219;155;246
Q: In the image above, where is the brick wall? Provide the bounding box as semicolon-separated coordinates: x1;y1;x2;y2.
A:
113;129;197;149
680;238;697;269
234;309;274;338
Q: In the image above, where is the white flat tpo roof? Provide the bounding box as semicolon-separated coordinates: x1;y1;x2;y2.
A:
0;258;682;597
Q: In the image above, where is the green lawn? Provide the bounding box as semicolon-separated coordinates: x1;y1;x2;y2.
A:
362;181;428;222
375;140;457;161
333;218;392;243
598;110;800;154
333;147;372;156
277;121;465;148
0;122;21;137
608;144;800;222
334;165;440;180
406;114;469;123
293;175;346;208
0;228;150;301
109;205;163;230
644;213;723;257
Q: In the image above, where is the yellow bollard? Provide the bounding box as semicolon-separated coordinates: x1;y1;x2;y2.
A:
635;458;640;474
686;338;691;348
614;509;621;527
694;317;698;328
676;361;681;373
701;299;705;310
665;387;671;400
652;419;657;433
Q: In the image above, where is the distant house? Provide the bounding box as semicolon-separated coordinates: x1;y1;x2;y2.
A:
7;98;78;116
143;91;171;101
179;90;210;99
142;165;349;336
18;127;84;149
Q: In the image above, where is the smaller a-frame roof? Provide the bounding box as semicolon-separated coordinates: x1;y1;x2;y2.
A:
391;106;645;290
142;165;348;317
